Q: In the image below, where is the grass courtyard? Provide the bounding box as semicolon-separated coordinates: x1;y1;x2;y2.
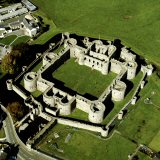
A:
31;0;160;66
66;108;88;122
35;124;137;160
52;58;117;98
62;71;144;124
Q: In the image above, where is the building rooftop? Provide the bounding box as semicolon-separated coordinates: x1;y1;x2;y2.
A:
0;3;22;14
0;8;28;22
22;0;37;11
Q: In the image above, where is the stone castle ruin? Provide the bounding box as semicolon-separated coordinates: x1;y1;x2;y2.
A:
6;33;153;146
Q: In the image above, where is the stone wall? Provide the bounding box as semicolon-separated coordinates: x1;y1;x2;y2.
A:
57;117;108;137
27;118;57;146
88;102;105;123
7;33;154;141
126;61;137;80
76;95;92;113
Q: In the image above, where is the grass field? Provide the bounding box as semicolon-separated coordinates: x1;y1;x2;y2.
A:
0;35;30;46
31;0;160;66
66;108;88;121
52;58;117;98
149;130;160;152
35;124;136;160
31;90;42;98
12;36;30;46
31;61;42;72
136;151;151;160
0;35;17;45
117;73;160;146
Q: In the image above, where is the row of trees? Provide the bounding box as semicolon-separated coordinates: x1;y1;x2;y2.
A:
1;50;21;74
1;43;30;74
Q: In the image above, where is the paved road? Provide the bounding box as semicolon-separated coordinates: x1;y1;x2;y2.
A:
1;104;56;160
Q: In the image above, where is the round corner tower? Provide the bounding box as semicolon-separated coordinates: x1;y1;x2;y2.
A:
6;79;13;90
43;89;55;107
24;72;38;92
88;102;105;124
112;80;126;101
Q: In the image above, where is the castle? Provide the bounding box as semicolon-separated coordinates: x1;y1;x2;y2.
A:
6;33;153;147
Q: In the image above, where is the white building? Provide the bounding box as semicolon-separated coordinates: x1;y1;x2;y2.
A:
22;15;40;37
21;0;37;11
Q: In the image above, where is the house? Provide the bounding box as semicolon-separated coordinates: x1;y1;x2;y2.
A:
21;0;37;11
0;3;22;15
0;27;6;38
9;20;21;30
22;15;40;37
0;14;40;38
0;7;28;22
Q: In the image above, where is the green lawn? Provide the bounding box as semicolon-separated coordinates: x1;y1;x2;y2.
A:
149;130;160;152
31;61;42;72
66;108;88;121
118;73;160;145
31;0;160;66
0;35;30;46
136;151;151;160
31;90;42;98
52;58;117;98
53;45;64;54
12;36;30;46
0;35;17;45
35;124;136;160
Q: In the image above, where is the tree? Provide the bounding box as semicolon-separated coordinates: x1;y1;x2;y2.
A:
1;50;21;74
12;43;29;55
7;101;24;120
